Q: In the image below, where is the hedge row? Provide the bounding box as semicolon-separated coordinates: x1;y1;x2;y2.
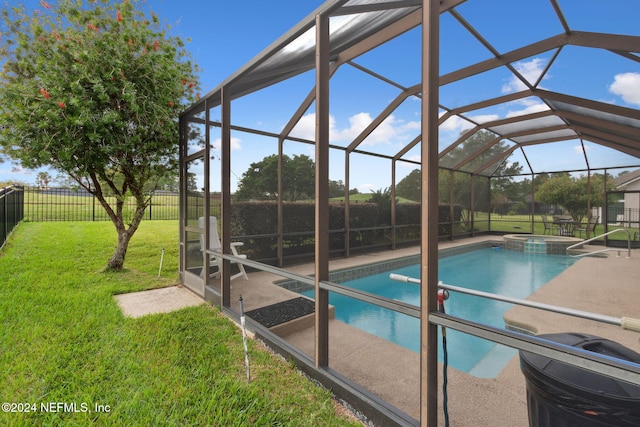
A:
231;201;386;234
230;201;462;262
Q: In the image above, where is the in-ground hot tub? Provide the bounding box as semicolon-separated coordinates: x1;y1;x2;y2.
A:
504;234;583;255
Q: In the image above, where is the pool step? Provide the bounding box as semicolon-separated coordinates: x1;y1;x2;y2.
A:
467;344;517;378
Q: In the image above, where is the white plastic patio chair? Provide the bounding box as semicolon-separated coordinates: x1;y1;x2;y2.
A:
198;216;248;281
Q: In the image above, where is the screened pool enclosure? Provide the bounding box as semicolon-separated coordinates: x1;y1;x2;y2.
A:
179;1;640;425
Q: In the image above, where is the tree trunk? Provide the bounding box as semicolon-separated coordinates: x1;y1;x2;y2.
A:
79;173;150;271
104;202;147;271
107;228;133;271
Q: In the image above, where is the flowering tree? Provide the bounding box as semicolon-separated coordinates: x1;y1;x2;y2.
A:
0;0;200;270
536;173;608;222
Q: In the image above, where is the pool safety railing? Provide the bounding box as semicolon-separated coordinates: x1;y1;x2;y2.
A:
565;228;632;258
389;274;640;333
389;274;640;390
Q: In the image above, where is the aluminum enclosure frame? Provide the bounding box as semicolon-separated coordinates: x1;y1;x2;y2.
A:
180;1;640;425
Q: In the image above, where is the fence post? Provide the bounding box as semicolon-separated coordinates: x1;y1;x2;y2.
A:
18;187;24;224
1;186;25;250
1;188;6;247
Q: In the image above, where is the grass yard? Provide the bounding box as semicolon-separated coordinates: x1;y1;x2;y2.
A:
488;213;631;241
0;221;360;426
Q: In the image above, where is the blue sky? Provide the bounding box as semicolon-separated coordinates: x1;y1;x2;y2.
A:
1;0;327;185
2;0;639;190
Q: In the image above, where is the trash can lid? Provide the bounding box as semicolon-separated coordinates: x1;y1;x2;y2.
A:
520;332;640;401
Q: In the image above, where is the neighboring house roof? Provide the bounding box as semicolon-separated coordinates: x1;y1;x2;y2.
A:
614;169;640;189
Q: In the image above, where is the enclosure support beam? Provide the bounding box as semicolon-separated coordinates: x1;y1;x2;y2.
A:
449;169;455;241
344;152;351;258
277;138;284;267
470;174;476;237
391;160;397;249
530;172;536;233
178;116;186;283
421;1;440;426
586;166;593;238
604;170;609;245
203;97;212;290
220;86;232;308
315;12;330;368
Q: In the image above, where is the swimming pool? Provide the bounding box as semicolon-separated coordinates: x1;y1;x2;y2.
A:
301;247;578;377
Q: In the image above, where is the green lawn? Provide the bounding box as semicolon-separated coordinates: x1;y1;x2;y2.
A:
0;221;360;426
488;214;633;241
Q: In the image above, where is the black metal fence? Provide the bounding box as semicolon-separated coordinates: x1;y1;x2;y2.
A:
1;186;25;249
22;186;179;222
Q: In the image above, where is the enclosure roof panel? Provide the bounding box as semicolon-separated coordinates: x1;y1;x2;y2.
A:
184;0;426;113
182;0;640;176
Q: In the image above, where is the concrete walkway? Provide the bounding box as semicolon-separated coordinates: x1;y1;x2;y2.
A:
114;285;205;318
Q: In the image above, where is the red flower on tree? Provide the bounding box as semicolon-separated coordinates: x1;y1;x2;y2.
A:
116;11;123;22
87;23;100;32
153;40;159;51
40;88;51;99
40;0;50;9
57;102;66;109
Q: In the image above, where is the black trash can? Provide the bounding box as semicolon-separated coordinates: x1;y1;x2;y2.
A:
519;332;640;427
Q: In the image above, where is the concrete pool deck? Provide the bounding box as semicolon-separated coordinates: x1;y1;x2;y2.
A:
215;237;639;426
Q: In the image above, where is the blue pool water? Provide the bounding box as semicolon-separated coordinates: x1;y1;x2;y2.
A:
302;247;577;377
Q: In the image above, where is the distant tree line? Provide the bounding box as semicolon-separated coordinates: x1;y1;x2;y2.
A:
234;154;359;201
188;129;619;230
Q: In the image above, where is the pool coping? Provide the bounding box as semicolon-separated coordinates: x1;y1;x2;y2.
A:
276;239;504;294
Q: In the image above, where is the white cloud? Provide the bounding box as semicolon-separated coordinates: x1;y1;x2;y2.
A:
334;112;371;142
211;137;242;151
505;102;550;118
573;144;591;155
439;114;470;132
438;113;499;134
288;113;323;141
230;137;242;151
0;164;31;176
357;183;376;193
0;163;58;186
290;112;419;146
609;72;640;106
362;115;420;146
469;114;500;124
502;58;548;94
398;154;421;167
